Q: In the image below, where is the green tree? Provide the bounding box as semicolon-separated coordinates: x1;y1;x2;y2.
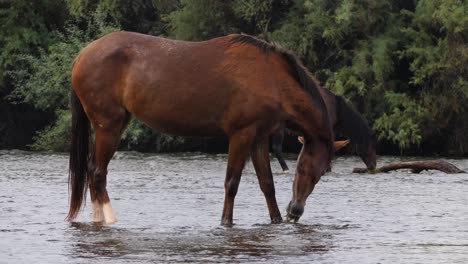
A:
8;13;119;151
168;0;291;40
0;0;67;86
0;0;69;148
65;0;177;35
168;0;238;40
397;0;468;153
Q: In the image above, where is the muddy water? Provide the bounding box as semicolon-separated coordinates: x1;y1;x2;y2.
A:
0;150;467;263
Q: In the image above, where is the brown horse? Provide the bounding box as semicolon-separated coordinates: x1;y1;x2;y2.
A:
272;87;377;172
68;32;333;225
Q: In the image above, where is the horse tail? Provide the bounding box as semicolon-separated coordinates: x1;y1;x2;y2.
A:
67;89;90;221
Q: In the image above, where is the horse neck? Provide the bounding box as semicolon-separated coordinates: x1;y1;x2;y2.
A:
318;87;338;127
279;80;331;144
334;95;372;148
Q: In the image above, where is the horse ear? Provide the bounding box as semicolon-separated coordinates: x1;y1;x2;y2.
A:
298;136;349;152
334;140;350;151
297;136;305;144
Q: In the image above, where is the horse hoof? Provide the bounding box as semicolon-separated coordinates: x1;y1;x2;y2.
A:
271;217;283;224
104;219;117;225
93;218;116;225
221;218;234;227
282;169;290;174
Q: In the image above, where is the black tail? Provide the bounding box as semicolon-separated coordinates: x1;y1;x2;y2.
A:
335;95;372;146
66;90;90;221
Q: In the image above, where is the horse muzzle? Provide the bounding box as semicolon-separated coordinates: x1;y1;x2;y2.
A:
286;201;304;223
366;160;377;170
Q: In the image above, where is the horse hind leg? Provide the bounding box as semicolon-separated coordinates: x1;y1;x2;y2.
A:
89;110;130;224
89;130;123;224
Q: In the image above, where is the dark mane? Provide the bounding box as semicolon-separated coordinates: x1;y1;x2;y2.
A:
229;34;275;55
229;35;325;110
230;34;333;162
335;95;373;147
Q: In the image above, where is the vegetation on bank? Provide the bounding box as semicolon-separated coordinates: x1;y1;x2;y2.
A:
0;0;467;155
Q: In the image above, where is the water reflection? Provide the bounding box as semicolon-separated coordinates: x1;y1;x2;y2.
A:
68;222;131;258
66;222;333;262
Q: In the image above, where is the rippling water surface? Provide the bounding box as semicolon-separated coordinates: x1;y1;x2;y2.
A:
1;150;467;263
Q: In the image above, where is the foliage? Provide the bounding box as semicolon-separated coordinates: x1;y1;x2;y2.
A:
31;111;71;151
9;13;119;110
65;0;177;35
0;0;67;87
8;13;119;150
122;119;187;152
168;0;238;40
168;0;291;40
398;0;468;152
373;92;426;149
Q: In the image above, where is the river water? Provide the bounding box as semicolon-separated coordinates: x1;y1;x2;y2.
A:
0;150;467;263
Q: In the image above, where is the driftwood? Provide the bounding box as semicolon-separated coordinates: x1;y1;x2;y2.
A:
353;159;465;174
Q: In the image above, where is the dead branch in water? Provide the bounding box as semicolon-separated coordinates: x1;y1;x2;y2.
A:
353;159;465;174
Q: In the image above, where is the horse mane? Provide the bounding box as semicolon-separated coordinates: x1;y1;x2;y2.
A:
335;95;373;147
229;34;333;162
229;34;274;55
229;35;325;110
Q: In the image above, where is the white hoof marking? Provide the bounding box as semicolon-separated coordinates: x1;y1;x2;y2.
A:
103;202;117;224
92;200;104;222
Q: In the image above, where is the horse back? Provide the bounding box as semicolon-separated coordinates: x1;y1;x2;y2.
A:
72;32;286;137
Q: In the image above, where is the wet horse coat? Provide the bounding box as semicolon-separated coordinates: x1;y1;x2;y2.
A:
68;32;333;224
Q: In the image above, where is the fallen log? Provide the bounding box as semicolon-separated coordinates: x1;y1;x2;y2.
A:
353;159;465;174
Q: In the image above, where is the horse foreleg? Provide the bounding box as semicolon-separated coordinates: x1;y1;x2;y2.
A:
221;128;255;226
252;138;283;223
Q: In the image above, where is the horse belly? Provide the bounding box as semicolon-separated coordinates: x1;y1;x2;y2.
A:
125;85;228;137
137;111;225;137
